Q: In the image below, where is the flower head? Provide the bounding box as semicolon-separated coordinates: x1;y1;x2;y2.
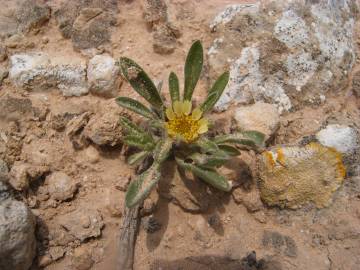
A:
165;100;208;142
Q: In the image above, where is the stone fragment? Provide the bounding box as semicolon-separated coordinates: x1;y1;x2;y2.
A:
66;112;92;150
0;95;34;121
0;65;8;85
48;246;65;261
49;101;88;131
143;0;168;27
0;45;7;62
87;54;122;97
152;23;179;55
233;102;280;141
232;188;263;213
71;246;94;270
83;112;124;146
316;124;359;155
72;8;114;51
45;172;79;202
16;0;51;33
262;231;297;258
353;70;360;97
209;1;358;113
0;159;8;182
9;53;88;96
259;143;346;209
59;208;104;242
9;162;49;191
0;196;36;270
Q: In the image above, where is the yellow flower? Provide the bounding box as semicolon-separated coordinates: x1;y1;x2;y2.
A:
165;100;208;142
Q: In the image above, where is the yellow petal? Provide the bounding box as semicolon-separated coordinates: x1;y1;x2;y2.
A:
191;107;202;120
173;101;182;115
165;107;175;120
198;119;208;134
182;100;192;115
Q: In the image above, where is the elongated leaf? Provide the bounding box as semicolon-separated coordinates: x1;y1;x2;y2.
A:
184;40;203;101
218;144;241;156
214;131;265;148
119;57;163;108
153;137;173;163
116;97;156;119
123;135;155;151
195;137;219;153
176;158;232;191
190;152;229;169
119;116;146;137
127;151;149;166
200;71;229;113
125;163;161;208
169;72;180;104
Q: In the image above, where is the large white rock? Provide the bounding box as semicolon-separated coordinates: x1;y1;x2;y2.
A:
87;54;122;97
0;182;36;270
9;53;88;96
209;1;358;113
316;124;359;155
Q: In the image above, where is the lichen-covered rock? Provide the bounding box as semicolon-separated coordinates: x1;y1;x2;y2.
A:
209;1;359;113
83;111;124;146
87;54;122;97
0;194;36;270
233;102;280;141
9;53;88;96
316;124;359;155
45;172;79;202
59;208;104;242
259;143;346;209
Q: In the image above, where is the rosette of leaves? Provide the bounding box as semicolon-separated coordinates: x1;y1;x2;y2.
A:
116;40;265;208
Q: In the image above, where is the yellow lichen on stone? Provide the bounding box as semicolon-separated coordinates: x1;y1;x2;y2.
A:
259;143;346;209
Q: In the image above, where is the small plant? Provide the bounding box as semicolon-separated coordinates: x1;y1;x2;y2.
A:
116;40;265;208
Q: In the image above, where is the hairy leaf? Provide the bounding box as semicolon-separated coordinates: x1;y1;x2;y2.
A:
195;137;219;153
119;116;146;136
214;131;265;148
116;97;156;119
127;151;149;166
218;144;241;156
123;135;155;151
169;72;180;104
200;71;229;113
190;153;229;169
184;40;203;101
153;137;173;163
119;57;163;108
125;163;161;208
176;158;232;191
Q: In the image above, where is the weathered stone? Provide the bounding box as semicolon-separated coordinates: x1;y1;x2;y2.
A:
262;231;297;258
233;102;280;141
16;0;51;33
83;111;124;146
71;246;94;270
0;95;34;122
353;70;360;97
72;8;114;50
0;159;8;182
0;197;36;270
48;246;65;261
259;143;346;209
9;53;88;96
209;1;359;113
316;124;359;155
0;45;7;62
59;208;104;242
143;0;168;27
9;162;49;191
66;112;92;150
0;65;8;85
45;172;78;202
87;54;122;97
49;101;88;131
232;188;263;213
152;23;178;55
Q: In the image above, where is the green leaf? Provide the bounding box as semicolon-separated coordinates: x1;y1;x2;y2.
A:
176;158;232;191
119;116;146;137
119;57;163;108
218;144;241;156
123;135;155;151
214;131;265;148
125;163;161;208
116;97;156;119
190;153;229;169
200;71;229;113
195;137;219;153
184;40;203;101
169;72;180;104
153;137;173;163
127;151;149;166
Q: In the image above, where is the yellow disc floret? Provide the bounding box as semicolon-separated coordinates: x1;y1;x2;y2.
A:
165;100;208;142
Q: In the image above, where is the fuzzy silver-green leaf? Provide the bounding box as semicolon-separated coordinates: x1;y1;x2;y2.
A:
127;151;149;166
184;40;203;101
116;97;156;119
119;57;163;108
169;72;180;104
176;158;232;191
123;135;155;151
